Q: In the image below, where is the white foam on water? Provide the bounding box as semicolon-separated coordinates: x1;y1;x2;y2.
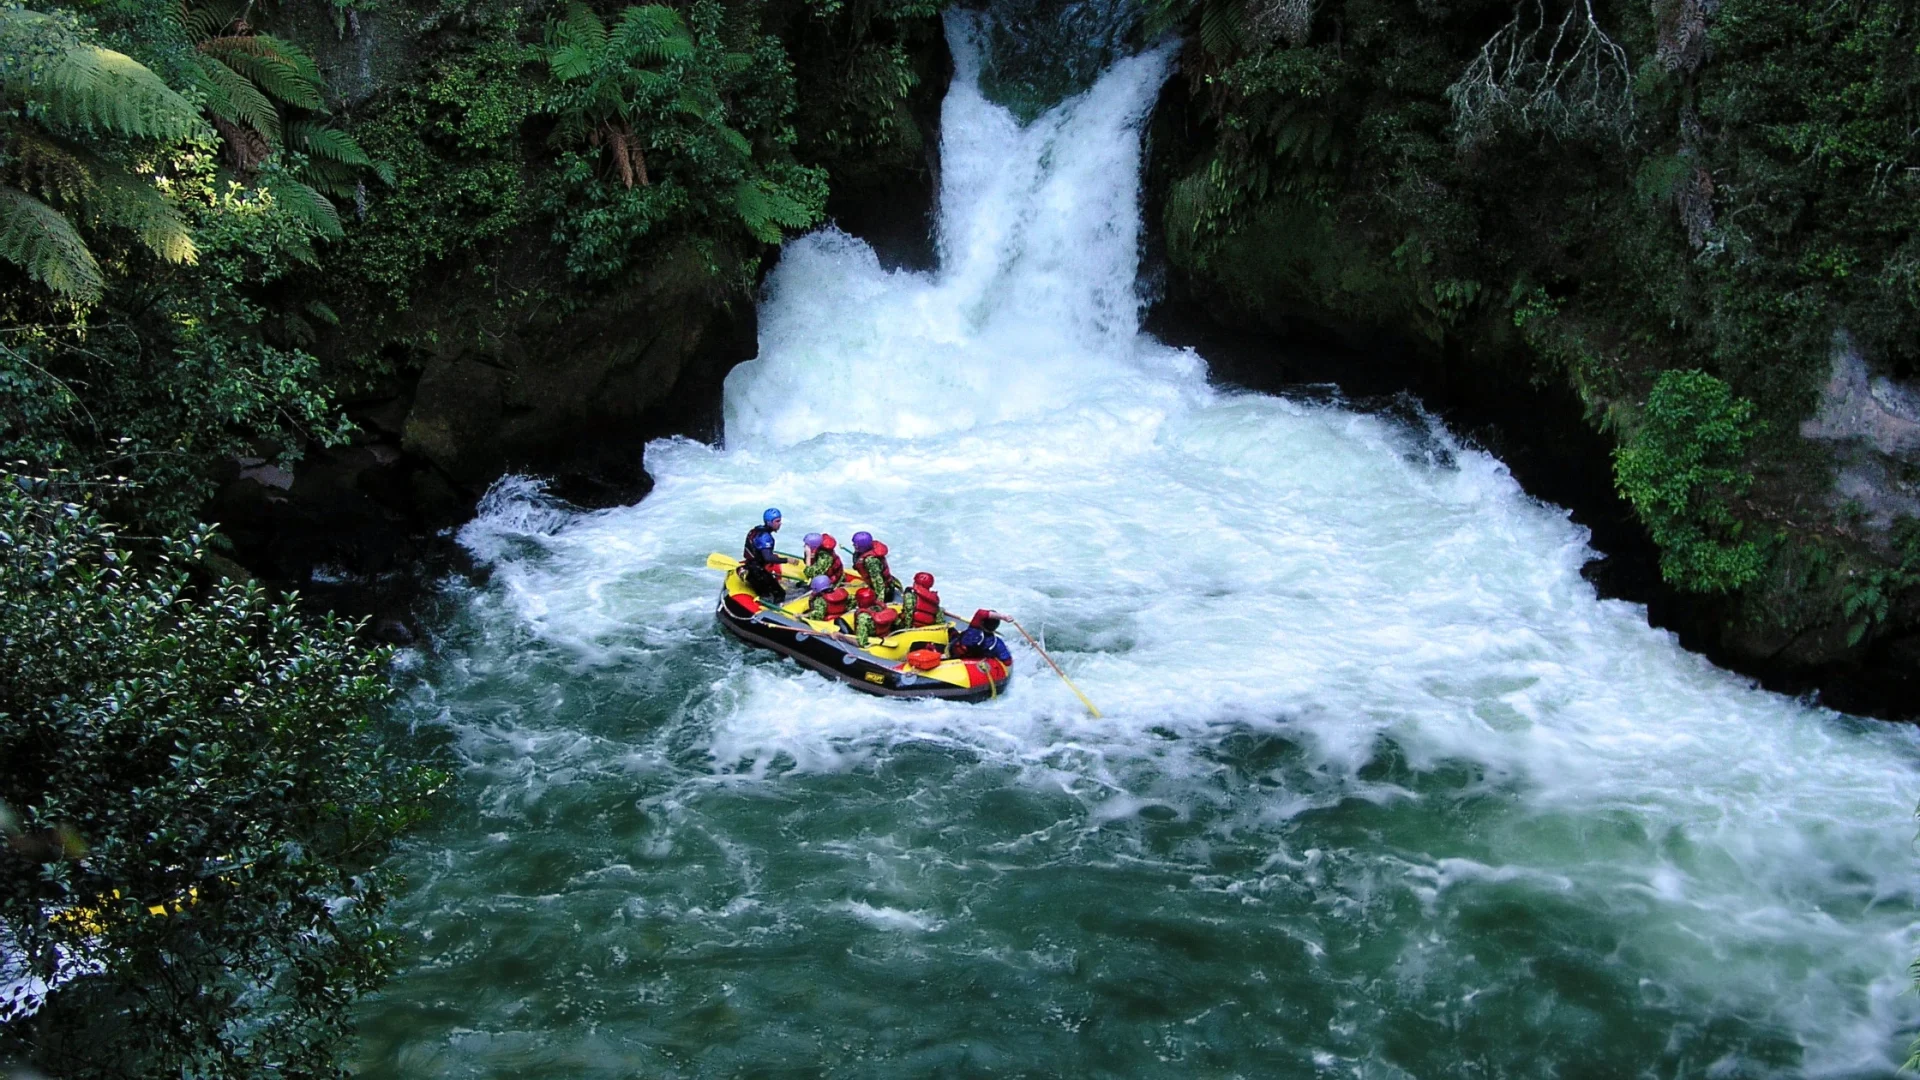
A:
444;10;1920;1073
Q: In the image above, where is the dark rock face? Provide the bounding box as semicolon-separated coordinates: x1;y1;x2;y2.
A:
210;235;756;630
399;243;751;490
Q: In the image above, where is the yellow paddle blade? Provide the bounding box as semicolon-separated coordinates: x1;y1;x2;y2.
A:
706;552;740;571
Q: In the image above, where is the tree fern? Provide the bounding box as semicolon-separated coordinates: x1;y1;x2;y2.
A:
0;9;204;141
732;178;816;244
612;5;693;65
260;173;342;242
288;121;374;168
198;35;325;112
548;2;610;77
88;170;196;266
0;185;104;303
191;52;282;143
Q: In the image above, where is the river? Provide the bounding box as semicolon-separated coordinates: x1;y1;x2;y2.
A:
355;10;1920;1077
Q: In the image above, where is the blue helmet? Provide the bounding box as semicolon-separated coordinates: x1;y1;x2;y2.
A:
811;575;831;593
804;532;823;549
763;507;782;525
851;531;873;551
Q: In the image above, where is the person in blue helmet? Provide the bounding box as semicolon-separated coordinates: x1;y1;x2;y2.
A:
951;608;1013;664
742;508;784;598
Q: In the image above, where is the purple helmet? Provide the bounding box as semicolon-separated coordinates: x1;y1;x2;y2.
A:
852;531;874;552
804;532;823;550
810;575;831;593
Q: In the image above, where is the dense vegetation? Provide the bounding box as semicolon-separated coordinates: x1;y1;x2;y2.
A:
0;0;940;1073
1148;0;1920;657
0;473;440;1075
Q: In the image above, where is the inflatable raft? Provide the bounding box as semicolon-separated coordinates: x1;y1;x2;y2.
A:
715;558;1013;702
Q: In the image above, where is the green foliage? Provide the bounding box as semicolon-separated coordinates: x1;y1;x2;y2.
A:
1612;369;1766;593
1840;517;1920;646
784;0;940;182
170;0;389;239
1;147;355;531
542;0;827;282
327;32;544;310
0;4;206;303
0;475;443;1076
0;7;204;140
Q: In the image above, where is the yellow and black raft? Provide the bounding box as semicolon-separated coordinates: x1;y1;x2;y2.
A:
709;554;1013;702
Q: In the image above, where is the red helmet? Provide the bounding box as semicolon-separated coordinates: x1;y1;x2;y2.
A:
820;533;836;550
855;587;877;608
913;571;934;588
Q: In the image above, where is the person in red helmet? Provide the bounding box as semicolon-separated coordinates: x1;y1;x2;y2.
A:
901;571;941;628
804;533;845;586
952;608;1012;663
851;587;894;647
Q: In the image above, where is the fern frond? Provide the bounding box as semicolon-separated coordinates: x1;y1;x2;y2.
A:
262;175;342;240
295;155;359;198
86;170;196;265
550;2;609;56
0;10;205;141
1196;0;1244;59
2;124;94;207
0;185;103;303
732;178;815;244
190;55;281;145
198;36;324;111
548;42;599;82
612;5;693;64
179;0;247;43
248;35;324;95
287;121;374;168
716;123;752;160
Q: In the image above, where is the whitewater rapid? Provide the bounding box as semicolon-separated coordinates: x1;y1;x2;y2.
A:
371;12;1920;1076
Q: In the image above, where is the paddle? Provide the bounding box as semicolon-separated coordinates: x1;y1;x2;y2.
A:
1004;617;1102;718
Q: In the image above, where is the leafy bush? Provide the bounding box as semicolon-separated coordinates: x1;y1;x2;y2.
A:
0;475;443;1076
1612;369;1766;592
542;0;826;283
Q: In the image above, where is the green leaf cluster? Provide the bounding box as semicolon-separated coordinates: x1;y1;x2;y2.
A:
541;0;827;283
0;475;443;1076
1612;369;1766;593
0;4;206;303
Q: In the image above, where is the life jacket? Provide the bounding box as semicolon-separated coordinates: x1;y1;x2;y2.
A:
906;583;940;626
743;524;777;567
853;606;891;645
822;587;851;618
808;549;844;584
857;544;893;590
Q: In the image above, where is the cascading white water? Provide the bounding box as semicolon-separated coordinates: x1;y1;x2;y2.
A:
370;12;1920;1077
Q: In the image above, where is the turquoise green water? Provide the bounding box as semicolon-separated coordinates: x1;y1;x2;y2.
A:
355;13;1920;1076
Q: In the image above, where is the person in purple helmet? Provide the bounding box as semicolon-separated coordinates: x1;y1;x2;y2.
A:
850;531;899;602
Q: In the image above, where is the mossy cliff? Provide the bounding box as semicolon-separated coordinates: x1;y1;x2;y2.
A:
1141;0;1920;717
